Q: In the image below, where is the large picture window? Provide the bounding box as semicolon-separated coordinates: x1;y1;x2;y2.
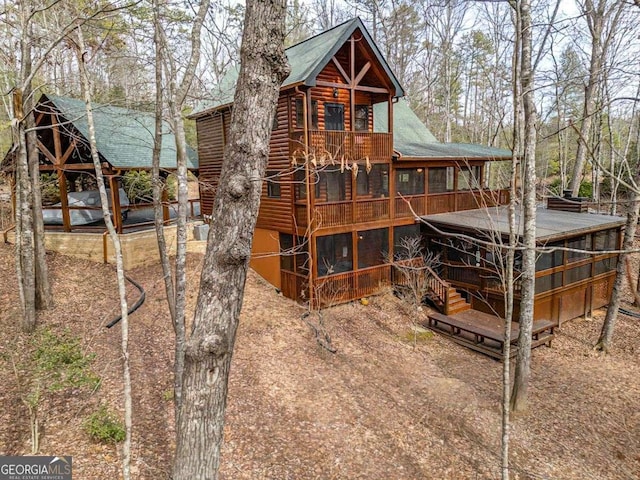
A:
396;168;425;195
317;233;352;276
356;164;389;197
428;167;454;193
358;228;388;269
457;165;481;191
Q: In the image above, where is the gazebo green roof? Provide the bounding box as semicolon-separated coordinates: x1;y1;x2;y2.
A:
374;99;513;160
44;94;198;170
191;17;404;117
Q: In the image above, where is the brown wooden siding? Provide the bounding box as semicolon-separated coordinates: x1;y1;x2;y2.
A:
258;95;294;232
196;111;226;216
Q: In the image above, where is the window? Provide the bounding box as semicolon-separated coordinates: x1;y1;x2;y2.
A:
295;98;318;129
394;224;421;259
594;256;617;275
280;234;294;271
396;168;425;195
354;105;369;131
594;229;618;251
457;166;481;190
567;235;591;263
535;272;563;293
565;264;592;285
535;242;564;271
428;167;454;193
317;169;349;202
317;233;352;276
325;103;344;131
266;171;281;198
358;228;389;269
294;169;306;200
357;164;389;198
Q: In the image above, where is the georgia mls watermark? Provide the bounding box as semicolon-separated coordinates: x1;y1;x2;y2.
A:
0;456;72;480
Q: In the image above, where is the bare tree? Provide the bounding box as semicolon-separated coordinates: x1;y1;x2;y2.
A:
74;25;132;480
152;0;210;418
510;0;537;414
569;0;627;195
172;0;290;477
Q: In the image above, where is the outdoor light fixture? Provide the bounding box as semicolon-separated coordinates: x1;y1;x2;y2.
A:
333;88;339;98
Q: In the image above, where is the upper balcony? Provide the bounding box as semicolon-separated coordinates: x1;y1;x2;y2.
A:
290;130;393;163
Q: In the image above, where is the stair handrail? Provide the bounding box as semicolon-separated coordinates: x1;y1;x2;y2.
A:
424;266;451;313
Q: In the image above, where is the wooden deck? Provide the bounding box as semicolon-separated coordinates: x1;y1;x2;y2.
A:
425;309;555;360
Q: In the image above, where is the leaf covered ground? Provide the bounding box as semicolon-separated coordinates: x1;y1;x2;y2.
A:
0;243;638;479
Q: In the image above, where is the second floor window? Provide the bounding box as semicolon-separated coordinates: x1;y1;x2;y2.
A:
325;103;344;131
354;105;369;131
266;171;281;198
295;98;318;129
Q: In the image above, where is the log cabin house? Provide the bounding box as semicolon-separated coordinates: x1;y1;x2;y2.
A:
191;18;625;349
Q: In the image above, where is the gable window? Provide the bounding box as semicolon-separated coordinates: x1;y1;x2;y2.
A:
428;167;454;193
354;105;369;131
396;168;425;196
266;171;281;198
325;103;344;131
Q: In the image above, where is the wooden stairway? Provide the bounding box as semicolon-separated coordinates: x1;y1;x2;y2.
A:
445;287;471;315
424;267;471;315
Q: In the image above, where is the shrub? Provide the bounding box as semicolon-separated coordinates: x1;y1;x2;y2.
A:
40;173;61;204
122;170;176;203
547;178;593;198
84;405;126;444
33;328;100;392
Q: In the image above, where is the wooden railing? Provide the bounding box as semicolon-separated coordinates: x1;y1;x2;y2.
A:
395;195;426;218
281;270;309;301
296;198;390;229
302;130;393;161
425;266;450;312
314;264;391;306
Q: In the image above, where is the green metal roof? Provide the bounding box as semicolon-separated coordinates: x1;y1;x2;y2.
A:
374;99;512;160
192;17;404;116
45;94;198;170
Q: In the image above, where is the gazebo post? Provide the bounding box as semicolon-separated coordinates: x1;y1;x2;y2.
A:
161;174;170;224
108;175;123;234
58;170;71;232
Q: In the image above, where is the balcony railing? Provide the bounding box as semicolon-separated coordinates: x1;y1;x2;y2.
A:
296;198;390;229
290;130;393;161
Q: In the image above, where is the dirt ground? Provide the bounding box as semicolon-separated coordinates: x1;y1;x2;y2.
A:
0;243;638;479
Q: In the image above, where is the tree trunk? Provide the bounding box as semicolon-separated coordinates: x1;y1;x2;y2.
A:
172;0;289;477
511;0;537;414
596;193;640;352
26;101;52;311
76;27;132;480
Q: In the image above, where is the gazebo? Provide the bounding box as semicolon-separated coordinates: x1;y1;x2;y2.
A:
3;94;199;234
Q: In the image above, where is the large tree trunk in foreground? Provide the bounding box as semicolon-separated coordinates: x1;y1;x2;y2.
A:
511;0;537;414
596;193;640;352
171;1;290;478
